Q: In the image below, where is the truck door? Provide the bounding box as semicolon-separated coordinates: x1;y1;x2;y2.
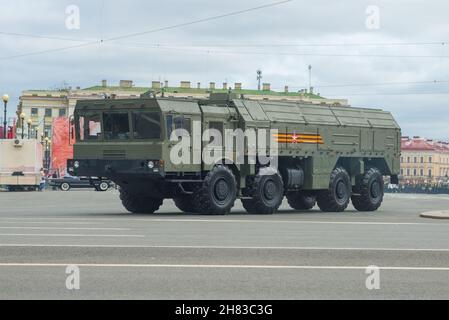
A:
200;105;237;169
166;113;201;173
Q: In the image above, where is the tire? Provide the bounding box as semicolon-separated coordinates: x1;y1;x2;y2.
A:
317;167;351;212
242;171;284;214
98;181;109;192
351;167;384;212
191;165;237;215
173;196;197;213
286;191;316;210
119;189;163;214
60;182;71;191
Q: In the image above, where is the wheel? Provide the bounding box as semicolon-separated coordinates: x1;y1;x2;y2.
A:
286;191;316;210
119;189;163;214
351;167;384;211
191;165;237;215
98;181;109;192
317;167;351;212
173;196;197;213
242;170;284;214
60;182;71;191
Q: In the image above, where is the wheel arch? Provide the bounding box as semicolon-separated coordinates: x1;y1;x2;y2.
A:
213;158;241;185
334;157;392;177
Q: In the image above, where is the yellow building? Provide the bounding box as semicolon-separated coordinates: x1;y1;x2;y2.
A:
400;136;449;183
17;79;347;139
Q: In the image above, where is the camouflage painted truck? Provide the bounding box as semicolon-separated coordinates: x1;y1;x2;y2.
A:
68;93;401;214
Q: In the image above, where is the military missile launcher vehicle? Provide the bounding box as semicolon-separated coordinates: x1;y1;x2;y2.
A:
68;93;401;214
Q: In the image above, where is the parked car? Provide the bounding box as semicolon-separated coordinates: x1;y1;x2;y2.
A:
48;176;112;191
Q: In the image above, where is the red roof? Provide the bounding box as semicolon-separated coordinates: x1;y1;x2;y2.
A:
401;137;449;152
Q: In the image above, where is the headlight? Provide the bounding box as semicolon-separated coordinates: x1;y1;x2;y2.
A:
74;161;80;168
147;161;155;169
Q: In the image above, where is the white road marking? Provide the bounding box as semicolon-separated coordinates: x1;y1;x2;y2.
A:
0;217;447;226
0;262;448;271
0;244;448;252
385;194;449;201
0;233;144;238
134;218;449;226
0;221;101;225
0;227;130;231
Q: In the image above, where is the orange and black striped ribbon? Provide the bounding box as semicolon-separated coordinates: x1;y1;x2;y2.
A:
273;133;324;144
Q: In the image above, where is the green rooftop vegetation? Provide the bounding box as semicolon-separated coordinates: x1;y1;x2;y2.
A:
82;85;323;99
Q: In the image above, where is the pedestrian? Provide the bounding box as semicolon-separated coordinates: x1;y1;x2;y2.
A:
39;168;46;191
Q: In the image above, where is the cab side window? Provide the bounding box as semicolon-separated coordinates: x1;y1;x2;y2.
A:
132;112;161;139
208;121;224;142
166;115;191;138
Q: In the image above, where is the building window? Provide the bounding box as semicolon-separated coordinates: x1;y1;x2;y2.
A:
58;109;67;117
413;169;417;176
414;157;417;163
44;126;52;138
400;169;403;175
407;157;410;163
407;169;410;176
31;108;38;116
420;157;424;163
45;108;52;117
420;169;424;176
428;169;432;177
429;157;432;163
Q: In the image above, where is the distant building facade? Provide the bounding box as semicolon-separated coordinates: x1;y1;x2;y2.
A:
400;136;449;183
17;79;348;139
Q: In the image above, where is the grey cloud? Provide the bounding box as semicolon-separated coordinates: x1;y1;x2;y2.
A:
0;0;448;139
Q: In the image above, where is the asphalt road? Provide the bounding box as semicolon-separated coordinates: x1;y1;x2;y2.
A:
0;190;448;299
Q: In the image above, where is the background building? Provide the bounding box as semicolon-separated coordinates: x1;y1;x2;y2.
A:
400;136;449;184
17;79;348;139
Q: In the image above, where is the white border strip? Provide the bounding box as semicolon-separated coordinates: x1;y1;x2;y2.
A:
0;263;447;271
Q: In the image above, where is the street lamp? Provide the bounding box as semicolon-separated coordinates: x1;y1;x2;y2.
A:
27;119;32;139
44;137;49;169
47;139;52;170
20;112;25;139
2;94;8;139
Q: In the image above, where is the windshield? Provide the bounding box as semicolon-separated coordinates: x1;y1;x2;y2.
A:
103;112;130;140
77;112;101;141
75;110;163;142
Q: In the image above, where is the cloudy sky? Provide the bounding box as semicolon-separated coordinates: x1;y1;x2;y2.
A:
1;0;449;139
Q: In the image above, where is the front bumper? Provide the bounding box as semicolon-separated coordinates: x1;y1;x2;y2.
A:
67;159;165;179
